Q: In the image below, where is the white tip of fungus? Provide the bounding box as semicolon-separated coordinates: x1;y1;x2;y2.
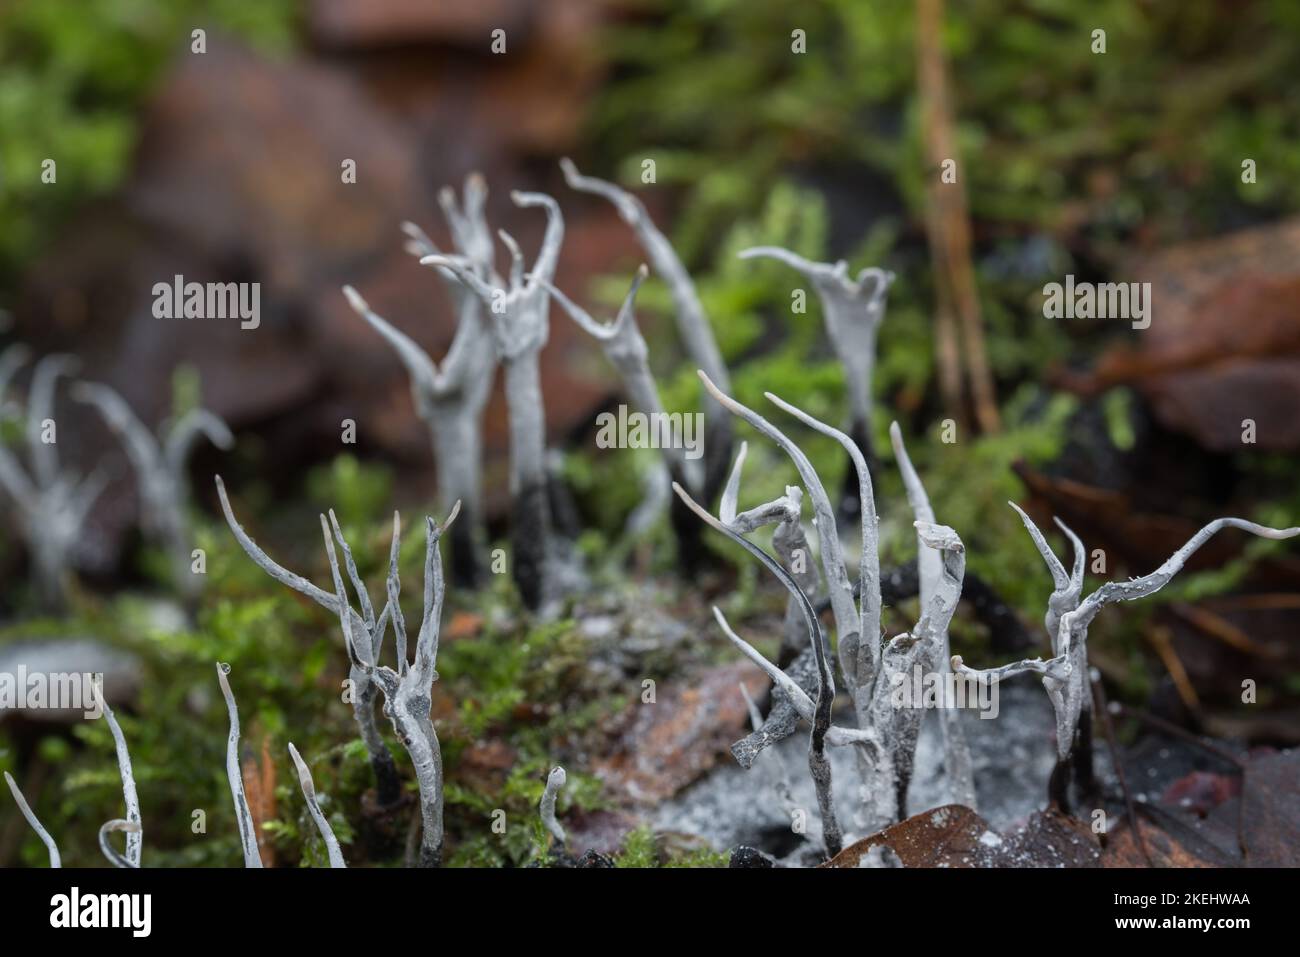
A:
342;285;368;314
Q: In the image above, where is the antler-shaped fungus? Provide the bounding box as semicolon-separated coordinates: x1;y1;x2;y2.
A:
889;422;976;810
344;174;499;587
560;159;734;505
681;372;975;834
954;511;1299;765
98;819;141;869
327;502;460;867
0;349;108;608
674;458;866;856
539;766;567;851
420;192;563;610
74;381;232;599
95;682;143;867
541;263;721;563
5;683;144;868
4;771;61;867
739;246;894;516
216;476;402;806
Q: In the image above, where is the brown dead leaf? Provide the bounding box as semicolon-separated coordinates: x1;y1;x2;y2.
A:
826;806;1100;868
1160;769;1239;816
1103;749;1299;867
824;805;995;868
1240;750;1300;866
1062;219;1300;451
995;809;1102;867
1103;817;1225;868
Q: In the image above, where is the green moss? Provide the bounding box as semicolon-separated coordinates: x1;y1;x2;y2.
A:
612;825;729;867
0;0;299;284
592;0;1300;253
305;455;394;530
664;846;731;868
614;825;662;868
1102;388;1137;452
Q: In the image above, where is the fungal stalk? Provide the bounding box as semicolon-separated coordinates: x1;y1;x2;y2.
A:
289;742;346;868
95;682;143;867
560;159;734;504
540;263;716;562
889;421;976;811
216;662;264;868
74;381;232;599
420;191;564;610
216;475;402;806
739;682;796;815
739;246;894;517
98;820;141;869
539;766;567;850
344;174;498;587
0;349;108;608
327;502;460;867
4;771;61;867
539;267;674;468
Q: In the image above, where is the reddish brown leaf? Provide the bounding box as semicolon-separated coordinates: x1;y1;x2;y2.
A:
824;805;995;868
1061;219;1300;451
826;806;1101;868
1103;817;1224;868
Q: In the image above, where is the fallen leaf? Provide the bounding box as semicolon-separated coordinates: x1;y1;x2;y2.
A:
1061;219;1300;451
994;809;1102;868
1103;816;1227;868
824;805;995;868
826;806;1101;868
1240;750;1300;866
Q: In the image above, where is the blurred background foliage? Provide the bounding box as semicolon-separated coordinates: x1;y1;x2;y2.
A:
593;0;1300;253
3;0;1300;866
0;0;296;285
575;0;1300;615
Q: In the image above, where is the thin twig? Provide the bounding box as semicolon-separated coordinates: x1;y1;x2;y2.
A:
1090;672;1152;866
1109;700;1249;859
